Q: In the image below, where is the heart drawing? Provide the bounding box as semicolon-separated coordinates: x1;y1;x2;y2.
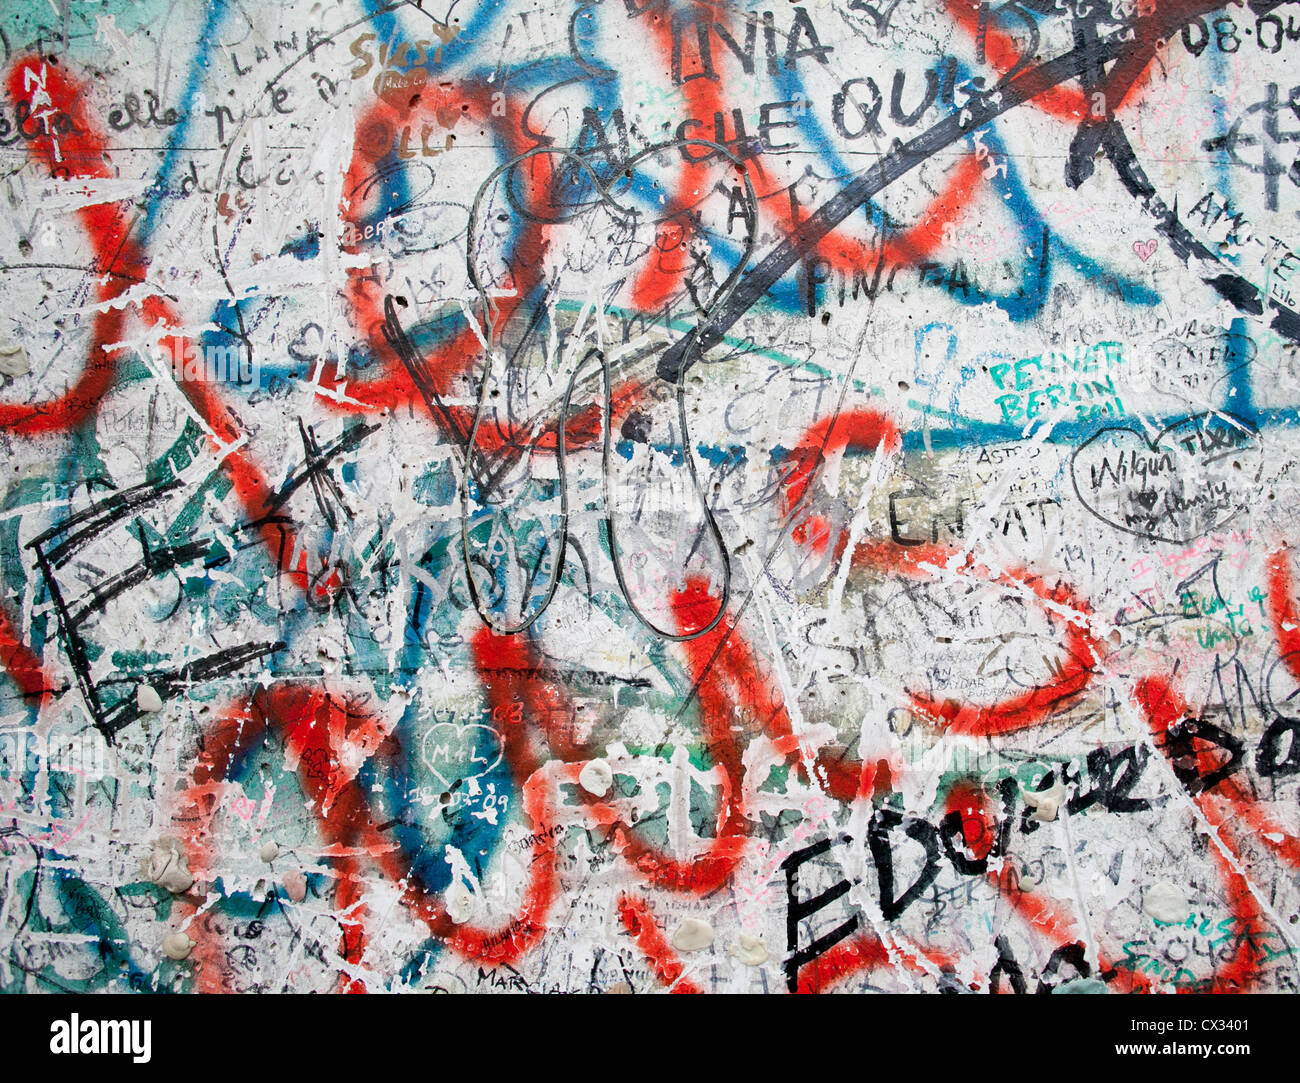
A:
1134;238;1158;262
1069;412;1262;544
420;723;504;788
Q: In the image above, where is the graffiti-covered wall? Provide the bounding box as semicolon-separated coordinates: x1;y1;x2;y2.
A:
1;0;1298;995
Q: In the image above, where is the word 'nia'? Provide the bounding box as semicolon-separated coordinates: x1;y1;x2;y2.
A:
50;1014;152;1063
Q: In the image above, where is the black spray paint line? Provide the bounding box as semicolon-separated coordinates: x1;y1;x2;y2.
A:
98;639;287;738
63;534;217;628
452;140;757;638
259;419;380;519
29;477;184;570
655;1;1253;383
21;470;292;738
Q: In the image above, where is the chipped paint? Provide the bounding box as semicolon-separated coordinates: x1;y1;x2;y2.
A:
0;0;1298;998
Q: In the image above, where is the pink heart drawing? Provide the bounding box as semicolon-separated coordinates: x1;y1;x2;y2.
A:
1134;239;1158;263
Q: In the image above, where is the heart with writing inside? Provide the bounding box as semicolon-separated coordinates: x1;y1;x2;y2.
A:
1069;412;1261;544
1134;239;1158;263
420;723;504;788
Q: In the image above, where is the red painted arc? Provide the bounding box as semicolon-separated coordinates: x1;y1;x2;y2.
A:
633;8;988;313
5;29;1294;995
1132;675;1288;992
4;56;330;597
781;408;1102;739
176;684;564;987
1;59;132;435
0;600;53;706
